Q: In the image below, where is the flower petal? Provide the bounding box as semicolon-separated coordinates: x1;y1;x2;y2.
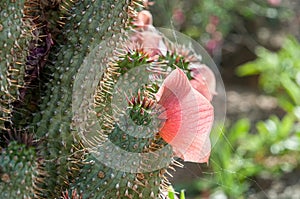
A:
133;10;153;29
190;78;212;102
156;68;214;163
190;63;217;101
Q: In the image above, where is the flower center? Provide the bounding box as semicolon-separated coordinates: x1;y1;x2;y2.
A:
127;90;156;126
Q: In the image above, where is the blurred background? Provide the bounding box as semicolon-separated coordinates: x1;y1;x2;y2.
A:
148;0;300;198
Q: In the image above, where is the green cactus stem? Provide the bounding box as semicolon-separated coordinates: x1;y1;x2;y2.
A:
0;0;29;130
0;0;201;198
0;140;38;198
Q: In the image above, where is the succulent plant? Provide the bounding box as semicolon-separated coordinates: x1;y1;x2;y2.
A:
0;0;219;198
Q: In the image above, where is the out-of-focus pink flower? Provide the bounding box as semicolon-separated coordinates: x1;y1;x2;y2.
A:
172;8;186;26
156;68;214;163
206;39;218;53
213;31;223;42
133;10;153;30
267;0;281;6
189;63;217;102
205;23;217;34
142;0;155;9
209;15;220;26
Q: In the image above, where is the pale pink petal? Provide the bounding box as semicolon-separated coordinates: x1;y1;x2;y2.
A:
130;31;167;59
130;10;167;60
190;78;212;101
156;68;214;163
133;10;153;30
140;31;167;57
190;63;217;101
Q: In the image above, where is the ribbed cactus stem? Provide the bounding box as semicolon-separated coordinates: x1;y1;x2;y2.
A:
0;0;200;198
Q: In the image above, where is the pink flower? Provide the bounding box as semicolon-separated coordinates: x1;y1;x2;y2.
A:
172;8;185;26
189;63;217;102
156;68;214;163
205;39;219;54
267;0;281;6
209;15;220;26
133;10;153;30
130;10;167;60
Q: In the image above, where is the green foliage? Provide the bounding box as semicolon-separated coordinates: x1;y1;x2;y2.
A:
209;119;253;197
183;114;299;198
168;186;186;199
179;36;300;198
237;37;300;112
151;0;292;47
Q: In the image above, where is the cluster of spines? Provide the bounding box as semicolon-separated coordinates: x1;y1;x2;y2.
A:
61;189;83;199
94;60;120;137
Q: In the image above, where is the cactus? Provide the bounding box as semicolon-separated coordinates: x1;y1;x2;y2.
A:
0;0;217;198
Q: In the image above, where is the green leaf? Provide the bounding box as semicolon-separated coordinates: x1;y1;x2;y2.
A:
168;186;175;199
228;118;250;143
180;190;186;199
280;74;300;105
278;114;295;138
236;62;261;76
278;95;295;112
